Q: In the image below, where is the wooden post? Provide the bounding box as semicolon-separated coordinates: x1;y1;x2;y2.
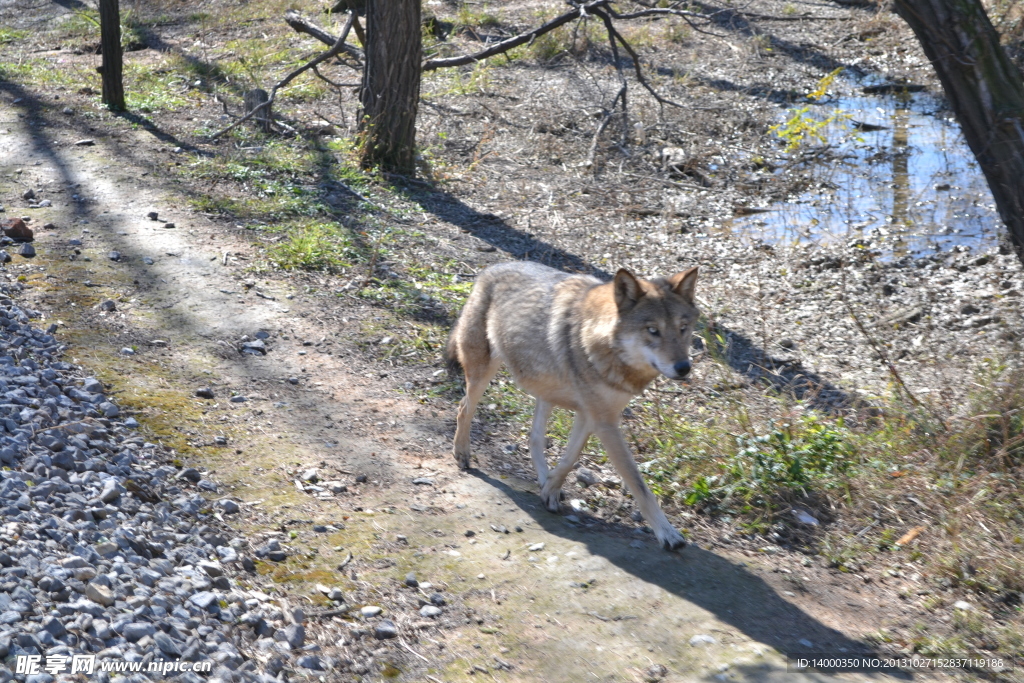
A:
244;89;272;133
99;0;125;111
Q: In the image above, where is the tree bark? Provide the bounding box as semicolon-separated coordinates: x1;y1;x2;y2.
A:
99;0;125;111
358;0;421;175
894;0;1024;264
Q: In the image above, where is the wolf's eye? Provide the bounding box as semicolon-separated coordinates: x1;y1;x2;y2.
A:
647;327;660;336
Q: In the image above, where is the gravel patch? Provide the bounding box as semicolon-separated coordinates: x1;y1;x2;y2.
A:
0;291;416;680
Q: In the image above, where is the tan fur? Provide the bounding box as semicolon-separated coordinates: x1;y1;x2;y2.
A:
446;261;700;551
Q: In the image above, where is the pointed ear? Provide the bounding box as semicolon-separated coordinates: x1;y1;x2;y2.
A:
669;266;699;303
613;269;644;311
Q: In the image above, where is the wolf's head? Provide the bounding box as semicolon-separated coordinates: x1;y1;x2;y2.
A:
612;267;700;381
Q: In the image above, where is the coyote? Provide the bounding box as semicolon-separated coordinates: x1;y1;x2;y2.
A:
446;262;700;551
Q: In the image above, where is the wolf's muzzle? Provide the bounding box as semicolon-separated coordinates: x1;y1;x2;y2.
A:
673;360;691;378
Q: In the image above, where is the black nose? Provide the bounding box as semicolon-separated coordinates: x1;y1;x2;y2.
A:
673;360;691;377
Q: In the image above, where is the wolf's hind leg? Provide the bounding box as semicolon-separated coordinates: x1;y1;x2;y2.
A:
539;414;590;512
453;357;500;469
529;400;554;486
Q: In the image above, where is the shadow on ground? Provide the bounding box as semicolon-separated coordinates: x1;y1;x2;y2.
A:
472;470;911;680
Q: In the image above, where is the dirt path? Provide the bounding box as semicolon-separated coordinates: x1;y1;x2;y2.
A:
0;94;966;683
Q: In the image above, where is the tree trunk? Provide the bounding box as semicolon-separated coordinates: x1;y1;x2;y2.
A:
99;0;125;111
894;0;1024;264
358;0;421;175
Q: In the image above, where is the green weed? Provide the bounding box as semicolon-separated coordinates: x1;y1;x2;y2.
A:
267;221;359;272
663;415;851;512
0;29;27;44
770;68;852;152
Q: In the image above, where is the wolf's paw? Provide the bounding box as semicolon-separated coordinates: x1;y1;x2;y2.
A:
657;527;687;552
454;448;472;470
539;485;562;513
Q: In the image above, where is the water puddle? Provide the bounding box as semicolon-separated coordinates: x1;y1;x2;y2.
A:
728;86;1001;259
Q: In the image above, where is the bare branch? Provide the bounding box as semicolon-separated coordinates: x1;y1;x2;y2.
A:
587;84;627;168
285;10;363;61
612;6;843;21
595;7;687;111
422;0;611;71
208;24;353;140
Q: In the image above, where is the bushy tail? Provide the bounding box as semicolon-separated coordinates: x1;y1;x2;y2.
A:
444;325;463;380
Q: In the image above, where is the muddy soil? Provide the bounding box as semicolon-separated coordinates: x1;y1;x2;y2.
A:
2;0;1021;680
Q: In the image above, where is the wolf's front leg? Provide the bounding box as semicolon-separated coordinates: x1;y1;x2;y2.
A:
594;425;686;551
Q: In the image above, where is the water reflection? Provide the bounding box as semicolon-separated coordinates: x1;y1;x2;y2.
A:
729;88;1000;259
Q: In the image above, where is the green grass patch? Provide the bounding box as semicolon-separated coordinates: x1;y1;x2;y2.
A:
0;28;28;44
267;220;360;272
123;61;196;113
0;57;86;89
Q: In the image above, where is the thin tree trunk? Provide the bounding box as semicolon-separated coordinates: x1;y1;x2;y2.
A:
894;0;1024;264
99;0;125;111
358;0;421;175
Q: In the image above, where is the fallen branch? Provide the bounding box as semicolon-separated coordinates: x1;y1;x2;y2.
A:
398;637;430;664
208;17;354;140
337;551;354;570
612;6;847;22
422;0;611;71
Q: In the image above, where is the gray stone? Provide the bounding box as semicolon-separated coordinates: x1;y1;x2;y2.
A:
575;467;600;487
153;630;181;656
122;622;156;642
85;582;114;606
419;605;441;617
198;561;224;577
296;655;322;670
373;620;398;640
40;616;65;637
282;623;305;648
190;591;219;610
241;340;266;355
